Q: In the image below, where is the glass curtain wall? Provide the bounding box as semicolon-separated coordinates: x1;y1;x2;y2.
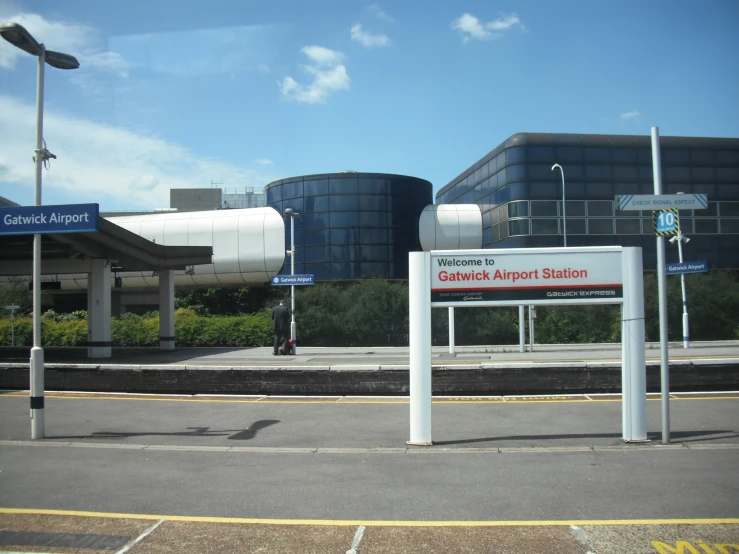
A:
265;173;431;279
437;133;739;269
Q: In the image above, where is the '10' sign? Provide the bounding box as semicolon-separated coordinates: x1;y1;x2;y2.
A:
654;209;679;236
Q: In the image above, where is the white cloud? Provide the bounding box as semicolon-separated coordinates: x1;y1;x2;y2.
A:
255;158;273;165
302;45;344;67
350;24;390;48
365;4;394;23
620;109;641;121
0;11;129;76
451;13;522;43
0;95;275;210
279;46;350;104
258;64;271;74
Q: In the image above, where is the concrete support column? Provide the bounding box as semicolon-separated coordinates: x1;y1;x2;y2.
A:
87;259;112;358
159;269;175;351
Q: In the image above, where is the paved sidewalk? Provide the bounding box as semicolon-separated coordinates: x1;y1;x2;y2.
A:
1;340;737;368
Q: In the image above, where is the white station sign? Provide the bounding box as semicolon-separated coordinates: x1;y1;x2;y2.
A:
430;247;623;306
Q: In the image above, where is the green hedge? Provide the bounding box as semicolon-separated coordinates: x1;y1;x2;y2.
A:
0;308;273;348
1;272;737;347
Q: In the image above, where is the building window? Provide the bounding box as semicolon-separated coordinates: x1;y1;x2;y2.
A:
509;219;530;236
564;200;585;217
531;219;559;235
330;195;359;211
304;179;329;196
304;196;329;213
696;202;718;217
695;219;718;234
360;245;388;261
360;229;388;244
720;202;739;216
612;148;638;164
531;200;558;217
615;219;641;235
507;201;529;219
330;211;359;227
588;219;614;235
584;148;611;163
359;211;387;227
679;219;694;234
329;177;358;195
566;218;587;235
555;146;583;163
587;200;613;217
528;146;555;163
506;147;525;164
721;219;739;234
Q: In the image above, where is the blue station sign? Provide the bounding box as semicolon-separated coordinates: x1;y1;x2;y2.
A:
665;261;708;275
0;204;99;235
272;274;315;286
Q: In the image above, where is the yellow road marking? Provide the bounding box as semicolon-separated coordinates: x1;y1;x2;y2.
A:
1;391;737;404
0;508;737;527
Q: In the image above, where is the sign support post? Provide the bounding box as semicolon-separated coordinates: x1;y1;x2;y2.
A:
409;246;646;445
408;252;432;445
519;305;525;352
448;307;455;354
652;126;670;444
621;247;647;441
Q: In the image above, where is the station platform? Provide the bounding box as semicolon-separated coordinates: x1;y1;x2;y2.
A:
1;341;738;395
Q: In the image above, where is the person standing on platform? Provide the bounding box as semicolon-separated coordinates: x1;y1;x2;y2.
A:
271;298;290;355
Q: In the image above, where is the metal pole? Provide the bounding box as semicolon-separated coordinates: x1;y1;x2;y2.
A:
290;214;296;355
30;47;46;439
518;305;525;352
552;164;566;247
448;306;455;354
677;235;689;348
561;169;566;247
528;306;534;353
652;126;670;444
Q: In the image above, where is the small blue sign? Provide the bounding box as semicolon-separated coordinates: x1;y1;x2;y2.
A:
665;261;708;275
0;204;99;235
655;210;677;234
272;274;315;286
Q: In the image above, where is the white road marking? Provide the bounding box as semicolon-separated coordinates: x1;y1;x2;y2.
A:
115;519;164;554
346;524;366;553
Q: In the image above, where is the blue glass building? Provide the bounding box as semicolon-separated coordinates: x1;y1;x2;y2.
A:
265;172;432;280
436;133;739;269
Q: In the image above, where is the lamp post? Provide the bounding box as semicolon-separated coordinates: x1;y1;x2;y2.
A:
1;22;79;439
669;229;691;349
551;164;566;247
284;208;299;355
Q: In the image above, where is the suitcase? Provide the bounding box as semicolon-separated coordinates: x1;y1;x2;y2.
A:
278;339;292;355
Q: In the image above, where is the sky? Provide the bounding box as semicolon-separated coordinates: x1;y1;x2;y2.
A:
0;0;737;211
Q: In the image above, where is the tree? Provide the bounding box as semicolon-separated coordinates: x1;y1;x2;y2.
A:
0;277;32;317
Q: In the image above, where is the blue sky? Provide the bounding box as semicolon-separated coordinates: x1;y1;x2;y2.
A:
0;0;737;211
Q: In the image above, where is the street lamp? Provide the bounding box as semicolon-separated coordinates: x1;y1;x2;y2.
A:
284;208;299;355
551;164;567;247
1;22;79;440
669;230;691;349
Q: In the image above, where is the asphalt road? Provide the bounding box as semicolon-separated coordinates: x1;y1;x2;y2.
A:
1;385;738;552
